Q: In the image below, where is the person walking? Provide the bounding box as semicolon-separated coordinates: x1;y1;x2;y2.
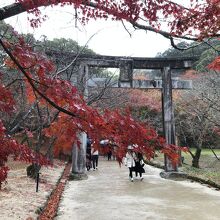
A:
86;137;92;171
134;152;145;181
107;146;112;161
91;147;99;170
124;145;136;182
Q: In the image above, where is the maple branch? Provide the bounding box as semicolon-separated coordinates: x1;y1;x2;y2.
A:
0;2;25;20
0;1;199;43
1;1;219;50
169;37;204;51
164;0;190;11
130;21;197;41
0;38;79;118
85;1;201;42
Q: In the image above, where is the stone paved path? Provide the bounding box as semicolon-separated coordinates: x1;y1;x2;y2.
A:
56;158;220;220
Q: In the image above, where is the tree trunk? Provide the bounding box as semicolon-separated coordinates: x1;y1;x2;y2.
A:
192;147;202;168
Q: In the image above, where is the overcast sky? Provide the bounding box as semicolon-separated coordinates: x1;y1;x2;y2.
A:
2;2;175;57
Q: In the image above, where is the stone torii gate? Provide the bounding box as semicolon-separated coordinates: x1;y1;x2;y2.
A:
47;51;196;176
73;54;195;173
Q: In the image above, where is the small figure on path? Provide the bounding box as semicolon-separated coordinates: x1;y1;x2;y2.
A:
107;146;112;161
134;152;145;180
86;137;92;171
91;146;99;170
124;145;136;182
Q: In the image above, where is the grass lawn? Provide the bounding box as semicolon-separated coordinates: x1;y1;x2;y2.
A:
152;148;220;186
184;148;220;156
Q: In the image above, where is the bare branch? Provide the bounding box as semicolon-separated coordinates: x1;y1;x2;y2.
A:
55;31;100;76
8;101;38;135
121;20;132;38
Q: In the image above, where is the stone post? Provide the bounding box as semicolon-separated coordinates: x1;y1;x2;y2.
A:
70;63;89;180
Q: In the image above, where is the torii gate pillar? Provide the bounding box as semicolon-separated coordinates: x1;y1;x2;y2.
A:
70;63;89;180
162;67;177;172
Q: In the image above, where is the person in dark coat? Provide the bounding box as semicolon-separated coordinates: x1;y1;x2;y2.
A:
107;146;112;161
86;137;92;171
134;152;145;180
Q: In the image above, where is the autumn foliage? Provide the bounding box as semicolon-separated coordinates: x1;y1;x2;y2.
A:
13;0;220;40
3;0;220;186
38;163;72;220
207;56;220;71
0;24;187;186
13;0;220;73
0;82;49;187
128;89;161;112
